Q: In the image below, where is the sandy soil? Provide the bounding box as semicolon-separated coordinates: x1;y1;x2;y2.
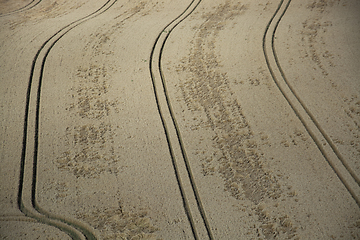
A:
1;0;360;239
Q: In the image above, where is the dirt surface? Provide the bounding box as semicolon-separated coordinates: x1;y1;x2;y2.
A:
1;0;360;239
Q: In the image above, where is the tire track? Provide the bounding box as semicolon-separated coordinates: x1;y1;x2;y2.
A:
18;1;117;239
149;0;214;239
263;0;360;207
174;2;301;237
0;0;42;17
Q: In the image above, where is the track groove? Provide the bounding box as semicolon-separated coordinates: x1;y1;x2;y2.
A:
18;1;118;239
149;0;214;239
157;7;215;240
0;0;42;17
270;0;360;188
263;0;360;207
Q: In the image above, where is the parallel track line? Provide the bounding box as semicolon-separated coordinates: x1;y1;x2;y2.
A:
271;0;360;188
19;1;117;239
263;0;360;207
0;0;42;17
149;0;214;239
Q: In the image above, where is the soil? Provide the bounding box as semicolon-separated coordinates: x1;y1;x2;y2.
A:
1;0;360;239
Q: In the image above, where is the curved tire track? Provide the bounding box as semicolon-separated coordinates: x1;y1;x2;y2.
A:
149;0;214;239
263;0;360;207
18;1;117;239
0;0;42;17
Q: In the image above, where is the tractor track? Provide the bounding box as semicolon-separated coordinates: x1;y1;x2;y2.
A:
2;0;357;238
263;0;360;207
16;0;118;239
149;0;214;239
0;0;42;17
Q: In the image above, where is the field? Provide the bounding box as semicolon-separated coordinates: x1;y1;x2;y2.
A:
1;0;360;239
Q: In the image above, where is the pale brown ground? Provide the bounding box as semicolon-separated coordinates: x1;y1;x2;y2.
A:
0;0;360;239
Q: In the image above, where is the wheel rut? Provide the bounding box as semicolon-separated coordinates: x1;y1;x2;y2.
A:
263;0;360;207
149;0;215;239
0;0;42;17
3;0;359;239
16;1;118;239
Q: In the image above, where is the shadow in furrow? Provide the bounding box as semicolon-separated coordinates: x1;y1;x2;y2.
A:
149;0;214;239
19;0;118;239
270;0;360;189
263;0;360;207
0;0;42;17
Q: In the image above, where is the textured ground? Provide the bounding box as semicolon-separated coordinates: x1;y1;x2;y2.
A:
1;0;360;239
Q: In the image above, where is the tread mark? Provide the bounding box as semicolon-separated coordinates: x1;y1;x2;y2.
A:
149;0;214;239
263;0;360;207
19;1;118;239
0;0;42;17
